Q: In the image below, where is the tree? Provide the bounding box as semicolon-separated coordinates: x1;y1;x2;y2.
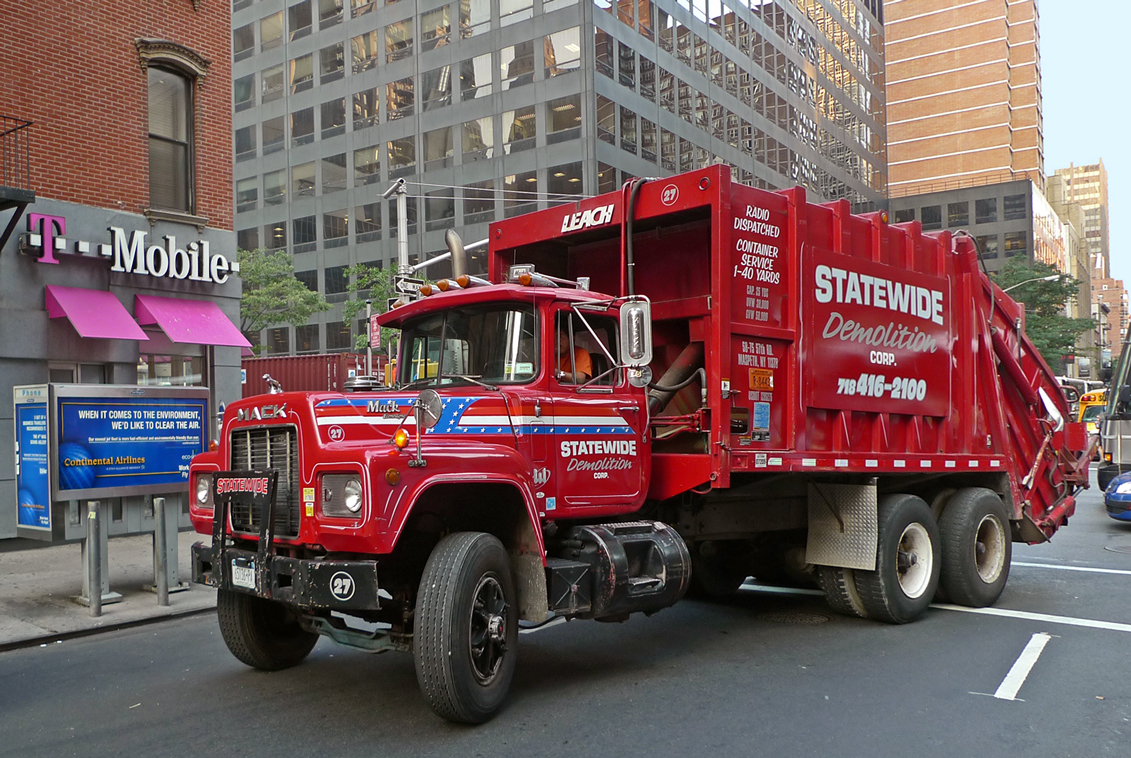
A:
342;264;398;353
237;248;330;351
990;259;1095;370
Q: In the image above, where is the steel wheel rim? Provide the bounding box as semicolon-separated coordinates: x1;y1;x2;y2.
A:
975;514;1007;583
468;573;508;685
896;522;933;599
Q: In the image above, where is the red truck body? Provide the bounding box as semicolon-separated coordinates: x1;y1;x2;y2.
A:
189;166;1089;723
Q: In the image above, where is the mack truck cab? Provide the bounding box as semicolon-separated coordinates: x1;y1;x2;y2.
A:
189;271;690;724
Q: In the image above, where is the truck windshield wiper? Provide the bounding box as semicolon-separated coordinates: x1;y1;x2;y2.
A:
438;373;498;391
398;377;436;391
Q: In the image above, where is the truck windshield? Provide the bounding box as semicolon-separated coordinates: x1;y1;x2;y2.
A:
400;304;538;387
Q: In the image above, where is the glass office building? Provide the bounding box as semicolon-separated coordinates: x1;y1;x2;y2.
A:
232;0;886;354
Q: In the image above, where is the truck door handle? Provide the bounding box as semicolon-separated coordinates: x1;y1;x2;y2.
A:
617;405;640;413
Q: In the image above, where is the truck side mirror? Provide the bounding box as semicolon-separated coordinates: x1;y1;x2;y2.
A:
619;298;653;368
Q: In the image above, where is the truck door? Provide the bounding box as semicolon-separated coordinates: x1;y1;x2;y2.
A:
550;309;647;512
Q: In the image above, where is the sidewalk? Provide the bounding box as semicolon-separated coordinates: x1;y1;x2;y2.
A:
0;531;216;651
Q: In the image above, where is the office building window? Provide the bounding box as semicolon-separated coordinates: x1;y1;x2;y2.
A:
295;270;318;291
294;216;317;252
321;98;346;139
504;170;537;217
545;27;581;76
975;235;999;258
598;162;616;193
948;201;968;227
460;54;492;100
354;146;381;185
265;221;286;250
320;42;345;83
1004;231;1027;257
234;23;255;61
595;29;613;78
326;321;352;351
324;209;349;246
351;0;375;16
386;18;413;62
236;178;258;213
620;106;637;154
640;55;656;100
353;87;379;130
464;180;495;225
235;125;256;161
261;12;284;51
290;54;313;93
292;161;315;197
548;162;583;197
234;74;255;111
424;127;454;170
893;208;914;223
264;169;286;205
596;95;615;144
503;107;536;153
618;42;635;90
291;107;314;146
640;118;656;162
1004;194;1027;221
422;65;452;111
323;153;347;193
295;324;320;354
237;227;259;251
976;197;997;224
387;77;414;119
289;1;312;40
462;116;494;161
546;95;581;144
268;327;290;354
502;42;535;89
388;136;415;177
352;31;380;72
319;0;343;28
920;205;942;230
460;0;490;37
147;67;193;213
356;202;381;241
426;189;455;231
262;64;284;102
500;0;533;25
325;265;349;295
421;7;450;50
262;116;284;155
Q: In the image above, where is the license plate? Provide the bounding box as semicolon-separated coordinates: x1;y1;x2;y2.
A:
231;560;256;590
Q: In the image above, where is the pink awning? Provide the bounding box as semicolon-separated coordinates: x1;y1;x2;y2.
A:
45;285;149;341
134;294;251;348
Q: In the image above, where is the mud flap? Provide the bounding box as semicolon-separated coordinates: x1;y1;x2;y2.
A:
805;482;878;571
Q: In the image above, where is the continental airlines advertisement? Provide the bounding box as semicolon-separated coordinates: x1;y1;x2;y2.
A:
803;249;953;417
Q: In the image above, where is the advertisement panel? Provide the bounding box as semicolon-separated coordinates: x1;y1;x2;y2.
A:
803;248;953;417
13;385;50;530
51;385;209;500
728;185;789;330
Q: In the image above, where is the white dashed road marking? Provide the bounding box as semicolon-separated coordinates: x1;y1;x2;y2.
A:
992;632;1053;701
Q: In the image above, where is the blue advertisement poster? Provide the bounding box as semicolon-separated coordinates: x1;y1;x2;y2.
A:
55;396;208;495
15;399;50;530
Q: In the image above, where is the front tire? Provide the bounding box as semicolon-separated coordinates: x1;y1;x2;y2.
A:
938;488;1011;607
216;589;318;671
855;494;941;624
415;532;518;724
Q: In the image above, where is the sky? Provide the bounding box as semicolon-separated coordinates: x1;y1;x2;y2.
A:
1040;0;1131;283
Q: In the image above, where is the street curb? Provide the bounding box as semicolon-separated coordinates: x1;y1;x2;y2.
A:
0;606;216;654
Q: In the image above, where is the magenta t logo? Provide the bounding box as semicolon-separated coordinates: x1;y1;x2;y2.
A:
27;213;66;264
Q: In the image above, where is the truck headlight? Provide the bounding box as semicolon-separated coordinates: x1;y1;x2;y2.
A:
195;473;213;509
322;474;365;519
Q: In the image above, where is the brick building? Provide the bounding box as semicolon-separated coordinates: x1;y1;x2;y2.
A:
0;2;245;539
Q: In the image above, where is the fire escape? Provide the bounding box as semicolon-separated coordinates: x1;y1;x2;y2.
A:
1;115;34;253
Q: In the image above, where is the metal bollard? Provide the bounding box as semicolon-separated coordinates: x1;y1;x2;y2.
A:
87;502;101;617
154;496;169;607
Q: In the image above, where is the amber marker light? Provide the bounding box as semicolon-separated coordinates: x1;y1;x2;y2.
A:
385;468;401;486
518;273;533;286
418;284;434;296
392;428;410;449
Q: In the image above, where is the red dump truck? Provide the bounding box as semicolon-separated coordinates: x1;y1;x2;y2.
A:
189;165;1090;723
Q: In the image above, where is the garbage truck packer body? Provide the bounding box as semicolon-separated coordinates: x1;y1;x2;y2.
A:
188;165;1090;723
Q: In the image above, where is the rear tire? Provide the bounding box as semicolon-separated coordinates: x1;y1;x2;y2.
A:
938;488;1011;607
216;589;318;671
817;566;867;618
415;532;518;724
855;494;941;624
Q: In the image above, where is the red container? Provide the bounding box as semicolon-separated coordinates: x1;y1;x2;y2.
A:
241;353;375;397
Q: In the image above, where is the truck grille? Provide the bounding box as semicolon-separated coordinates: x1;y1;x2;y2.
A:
229;425;301;538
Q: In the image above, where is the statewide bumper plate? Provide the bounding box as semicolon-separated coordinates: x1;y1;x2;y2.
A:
193;542;380;611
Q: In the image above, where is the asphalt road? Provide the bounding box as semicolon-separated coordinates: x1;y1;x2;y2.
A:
3;478;1130;758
